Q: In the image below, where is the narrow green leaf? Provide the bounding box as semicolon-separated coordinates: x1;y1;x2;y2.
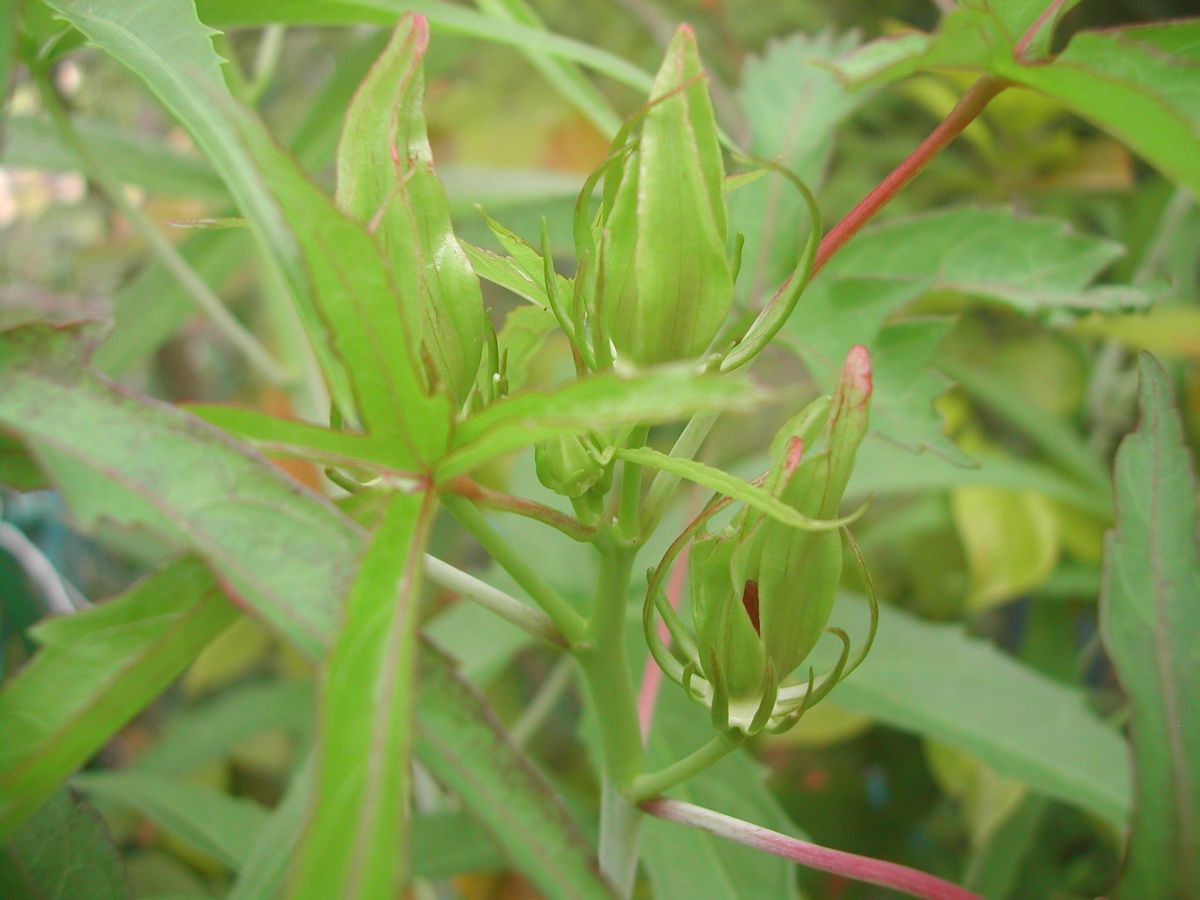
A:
0;324;358;657
92;229;249;377
1100;353;1200;898
0;789;129;900
416;643;614;899
464;241;552;308
337;15;485;408
829;595;1131;828
441;367;762;480
2;115;228;201
41;0;353;418
132;679;313;776
480;212;573;303
195;0;653;95
290;490;435;897
233;757;506;899
72;771;269;871
614;446;853;532
472;0;620;137
0;558;235;839
186;404;411;473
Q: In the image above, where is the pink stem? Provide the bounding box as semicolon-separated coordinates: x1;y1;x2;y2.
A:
810;76;1005;279
637;543;690;741
810;0;1072;278
642;798;983;900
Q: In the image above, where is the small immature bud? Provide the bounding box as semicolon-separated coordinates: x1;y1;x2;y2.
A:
534;433;612;499
674;347;875;733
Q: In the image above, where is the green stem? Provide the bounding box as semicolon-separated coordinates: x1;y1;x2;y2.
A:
423;554;566;649
32;67;290;385
599;776;642;898
617;426;650;542
577;542;644;896
510;656;575;745
628;730;745;803
443;495;587;644
247;25;286;103
638;413;718;538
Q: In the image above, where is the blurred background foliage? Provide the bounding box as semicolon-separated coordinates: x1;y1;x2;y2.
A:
2;0;1199;897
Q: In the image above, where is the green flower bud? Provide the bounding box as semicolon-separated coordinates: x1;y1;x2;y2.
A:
679;346;873;732
596;25;732;366
337;15;485;407
534;432;612;499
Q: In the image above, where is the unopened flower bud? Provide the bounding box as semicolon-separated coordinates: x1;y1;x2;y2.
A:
673;346;874;732
534;432;612;499
595;25;732;366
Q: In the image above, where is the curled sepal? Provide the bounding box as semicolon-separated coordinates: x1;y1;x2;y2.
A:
719;154;822;373
641;346;876;737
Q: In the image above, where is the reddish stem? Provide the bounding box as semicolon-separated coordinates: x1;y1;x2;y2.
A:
444;476;596;542
810;76;1006;279
643;798;983;900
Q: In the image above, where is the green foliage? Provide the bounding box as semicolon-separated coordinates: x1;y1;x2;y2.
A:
1101;355;1200;898
0;325;357;658
831;595;1130;829
0;790;129;900
73;771;270;870
3;1;1198;898
0;559;235;838
290;491;432;897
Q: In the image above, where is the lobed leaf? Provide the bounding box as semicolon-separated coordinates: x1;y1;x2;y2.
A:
836;13;1200;196
818;207;1153;315
187;404;411;473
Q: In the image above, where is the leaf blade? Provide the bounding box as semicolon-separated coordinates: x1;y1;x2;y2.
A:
0;558;235;839
289;490;434;897
1100;353;1200;898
